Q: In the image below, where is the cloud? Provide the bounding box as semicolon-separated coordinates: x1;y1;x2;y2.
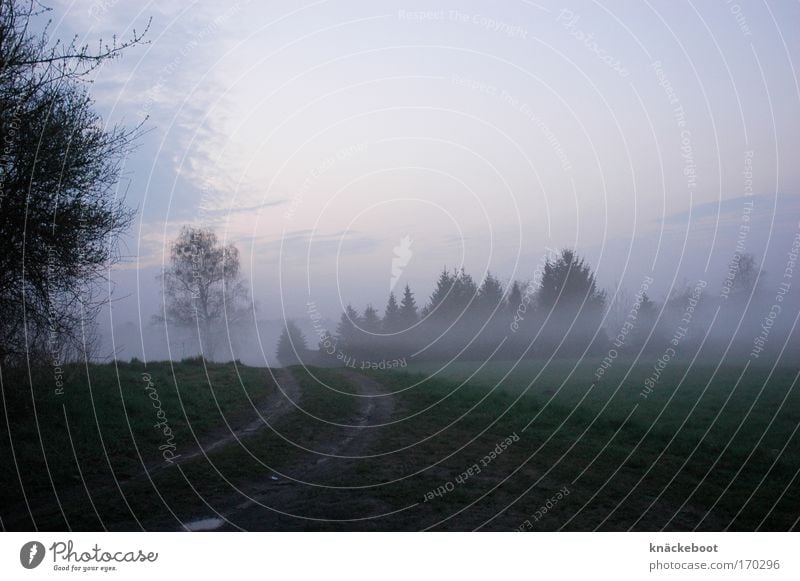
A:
72;0;265;220
255;229;381;263
199;198;289;216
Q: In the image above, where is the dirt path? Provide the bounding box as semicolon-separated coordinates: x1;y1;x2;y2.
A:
1;368;300;531
126;367;301;486
306;369;395;464
164;368;300;468
184;368;396;531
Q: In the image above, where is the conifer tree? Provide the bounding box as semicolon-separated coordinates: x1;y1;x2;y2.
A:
477;272;504;314
362;304;381;333
426;268;454;318
336;305;360;349
399;284;418;327
383;292;402;332
451;268;478;316
506;281;523;315
276;320;308;365
538;249;605;311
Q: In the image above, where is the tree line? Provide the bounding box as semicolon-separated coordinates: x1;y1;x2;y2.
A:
277;249;613;365
2;1;789;371
277;246;779;366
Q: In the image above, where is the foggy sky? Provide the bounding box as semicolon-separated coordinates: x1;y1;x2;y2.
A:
42;0;800;362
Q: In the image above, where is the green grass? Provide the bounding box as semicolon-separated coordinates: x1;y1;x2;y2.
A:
375;357;800;530
0;359;275;528
1;358;798;531
0;363;366;530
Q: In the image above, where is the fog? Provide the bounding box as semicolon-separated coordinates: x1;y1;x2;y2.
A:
94;192;800;367
54;0;799;369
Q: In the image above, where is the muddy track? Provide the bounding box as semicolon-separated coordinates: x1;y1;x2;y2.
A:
185;368;396;531
108;367;301;490
1;368;296;531
307;369;395;463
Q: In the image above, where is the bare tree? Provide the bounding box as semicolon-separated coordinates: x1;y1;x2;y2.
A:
0;0;148;365
158;226;252;361
727;253;764;300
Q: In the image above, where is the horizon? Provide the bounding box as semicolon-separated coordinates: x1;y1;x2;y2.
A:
3;0;800;553
30;0;800;364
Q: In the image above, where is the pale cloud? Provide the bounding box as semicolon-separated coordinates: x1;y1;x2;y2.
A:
45;0;800;317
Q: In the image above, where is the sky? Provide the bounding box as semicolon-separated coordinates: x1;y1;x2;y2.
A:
41;0;800;360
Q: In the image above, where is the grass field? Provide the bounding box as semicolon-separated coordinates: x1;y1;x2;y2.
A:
1;356;798;531
384;357;800;530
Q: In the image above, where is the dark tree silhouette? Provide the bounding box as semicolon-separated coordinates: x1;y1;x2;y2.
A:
355;304;382;359
426;267;478;322
506;281;523;315
426;268;455;319
276;320;308;366
314;328;339;365
362;304;381;333
399;284;419;328
538;249;605;311
0;0;148;364
726;253;764;300
336;305;360;350
452;268;478;315
158;226;251;360
383;292;401;332
611;289;660;352
536;249;606;354
477;272;504;314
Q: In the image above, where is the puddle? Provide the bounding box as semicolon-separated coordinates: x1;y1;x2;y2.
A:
185;517;225;531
